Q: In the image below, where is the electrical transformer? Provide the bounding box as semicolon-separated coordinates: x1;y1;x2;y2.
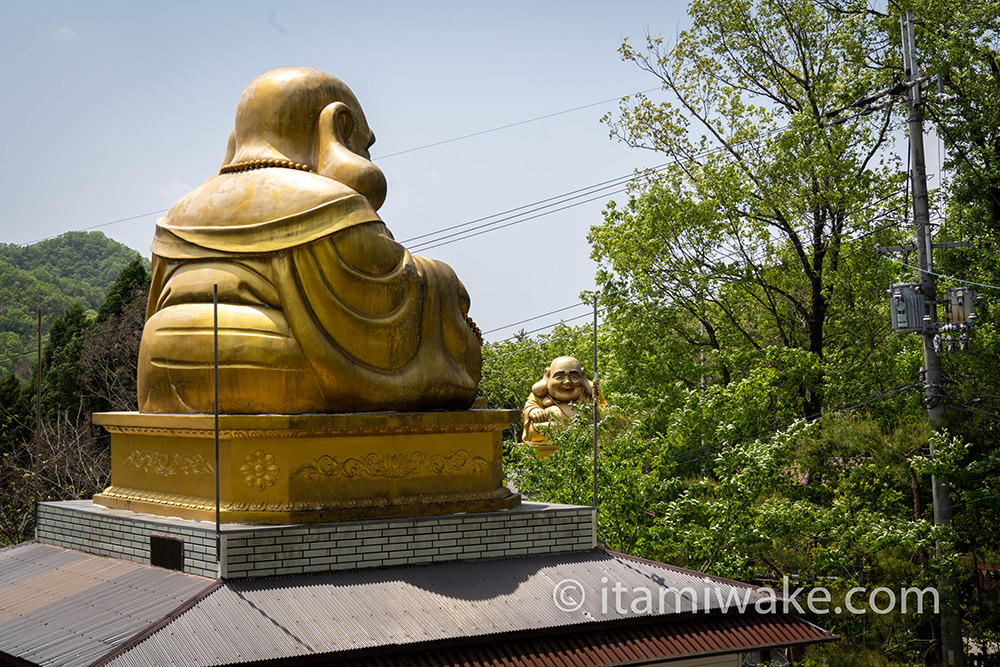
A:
943;287;979;325
889;283;925;333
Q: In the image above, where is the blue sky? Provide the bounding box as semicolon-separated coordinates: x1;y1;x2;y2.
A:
0;1;691;339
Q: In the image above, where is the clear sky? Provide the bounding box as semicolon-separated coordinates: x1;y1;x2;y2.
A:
0;1;690;341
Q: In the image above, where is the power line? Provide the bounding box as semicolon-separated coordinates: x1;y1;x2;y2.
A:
411;188;633;252
949;386;1000;402
18;210;168;249
0;175;908;371
12;87;664;249
19;100;906;266
479;193;909;357
883;256;1000;291
399;167;663;248
481;302;590;336
0;192;905;370
945;397;1000;422
410;141;907;254
375;88;662;159
402;121;787;252
0;80;956;384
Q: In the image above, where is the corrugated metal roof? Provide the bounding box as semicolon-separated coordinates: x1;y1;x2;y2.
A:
306;614;834;667
0;542;215;667
109;550;832;667
1;543;833;667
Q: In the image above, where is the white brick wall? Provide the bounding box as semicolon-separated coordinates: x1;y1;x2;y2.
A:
36;502;220;577
36;500;596;579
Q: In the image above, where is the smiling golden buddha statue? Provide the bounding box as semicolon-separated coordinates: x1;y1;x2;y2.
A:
522;356;594;457
137;67;482;414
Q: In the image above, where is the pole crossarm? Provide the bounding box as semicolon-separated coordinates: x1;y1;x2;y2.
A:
877;240;987;255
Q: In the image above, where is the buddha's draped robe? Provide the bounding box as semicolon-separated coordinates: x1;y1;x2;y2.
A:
137;169;481;414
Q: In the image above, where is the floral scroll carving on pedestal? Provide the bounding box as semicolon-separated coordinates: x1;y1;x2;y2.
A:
123;450;214;478
293;450;488;481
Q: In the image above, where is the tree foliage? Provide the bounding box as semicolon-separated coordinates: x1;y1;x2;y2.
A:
0;256;148;546
495;1;1000;664
594;0;910;420
83;257;150;412
899;0;1000;235
0;231;143;379
39;303;92;421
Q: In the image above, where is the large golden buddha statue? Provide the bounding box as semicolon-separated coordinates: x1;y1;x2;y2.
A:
138;67;482;414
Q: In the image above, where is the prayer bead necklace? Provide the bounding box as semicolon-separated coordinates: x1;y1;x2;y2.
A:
220;159;314;174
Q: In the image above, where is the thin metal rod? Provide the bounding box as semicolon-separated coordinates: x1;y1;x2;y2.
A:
214;284;221;566
592;294;598;511
35;308;41;531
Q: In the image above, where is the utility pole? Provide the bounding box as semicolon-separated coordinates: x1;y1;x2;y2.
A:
901;12;963;666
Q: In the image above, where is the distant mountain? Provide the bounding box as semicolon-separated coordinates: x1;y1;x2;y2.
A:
0;232;145;379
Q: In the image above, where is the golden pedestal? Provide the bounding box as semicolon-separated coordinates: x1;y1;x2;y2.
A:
93;410;520;523
527;443;557;459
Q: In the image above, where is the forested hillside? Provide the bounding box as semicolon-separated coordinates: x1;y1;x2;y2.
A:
0;230;149;546
0;232;143;378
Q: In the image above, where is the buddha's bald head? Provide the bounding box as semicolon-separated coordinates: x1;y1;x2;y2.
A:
227;67;386;208
530;356;592;405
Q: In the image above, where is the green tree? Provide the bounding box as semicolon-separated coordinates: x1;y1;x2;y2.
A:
900;0;1000;236
593;0;908;422
38;303;92;421
95;256;149;323
0;257;149;546
82;257;150;412
506;404;677;556
0;372;31;454
506;392;952;664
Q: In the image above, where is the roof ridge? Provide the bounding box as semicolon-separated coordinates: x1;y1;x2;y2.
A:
89;577;224;667
606;550;782;595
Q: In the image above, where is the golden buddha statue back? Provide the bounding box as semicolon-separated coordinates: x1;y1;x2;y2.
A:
138;67;482;414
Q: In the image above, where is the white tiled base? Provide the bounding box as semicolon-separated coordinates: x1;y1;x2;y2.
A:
36;500;596;579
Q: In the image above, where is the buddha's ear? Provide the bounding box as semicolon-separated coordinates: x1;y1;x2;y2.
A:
315;101;386;209
531;367;551;395
316;102;352;160
328;102;355;146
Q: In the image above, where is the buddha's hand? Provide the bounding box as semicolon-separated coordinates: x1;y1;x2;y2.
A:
527;407;549;423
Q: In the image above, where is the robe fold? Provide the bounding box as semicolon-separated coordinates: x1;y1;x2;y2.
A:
137;169;481;414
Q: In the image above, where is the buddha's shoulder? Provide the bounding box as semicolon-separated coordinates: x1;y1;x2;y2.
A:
164;170;366;228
